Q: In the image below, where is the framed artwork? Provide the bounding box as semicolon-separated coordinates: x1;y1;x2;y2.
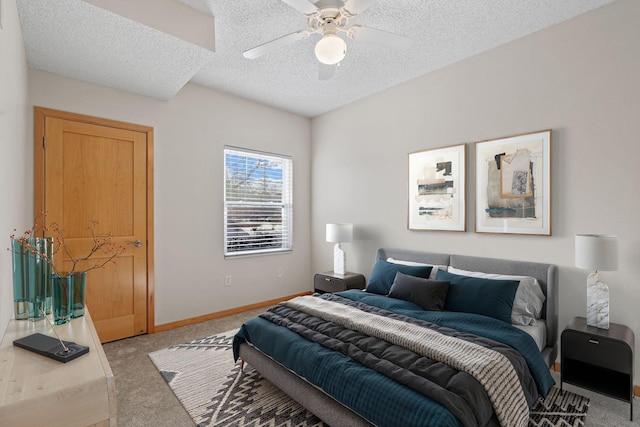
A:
408;144;466;231
475;130;552;235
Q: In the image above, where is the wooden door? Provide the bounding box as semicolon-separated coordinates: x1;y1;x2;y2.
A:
34;107;154;343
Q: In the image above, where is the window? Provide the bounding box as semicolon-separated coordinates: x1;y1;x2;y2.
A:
224;147;293;256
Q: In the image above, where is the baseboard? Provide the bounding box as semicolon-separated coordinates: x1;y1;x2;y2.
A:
552;362;639;397
154;291;312;333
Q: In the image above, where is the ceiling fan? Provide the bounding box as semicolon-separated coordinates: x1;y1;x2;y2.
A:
242;0;413;80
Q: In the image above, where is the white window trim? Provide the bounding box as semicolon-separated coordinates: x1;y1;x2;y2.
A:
224;146;293;257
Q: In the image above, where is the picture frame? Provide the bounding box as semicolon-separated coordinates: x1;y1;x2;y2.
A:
475;130;552;235
408;144;466;231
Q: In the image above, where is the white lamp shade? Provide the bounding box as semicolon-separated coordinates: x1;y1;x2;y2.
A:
575;234;618;271
326;223;353;243
315;35;346;65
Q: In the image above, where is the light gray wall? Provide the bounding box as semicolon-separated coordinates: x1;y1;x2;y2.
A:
4;0;638;384
311;0;640;376
0;0;30;336
28;71;312;326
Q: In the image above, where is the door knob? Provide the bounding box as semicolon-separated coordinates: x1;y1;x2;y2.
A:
129;240;143;247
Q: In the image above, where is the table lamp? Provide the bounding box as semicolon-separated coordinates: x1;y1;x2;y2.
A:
326;223;353;275
575;234;618;329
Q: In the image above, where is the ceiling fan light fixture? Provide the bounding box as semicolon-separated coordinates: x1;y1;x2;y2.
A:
314;34;346;65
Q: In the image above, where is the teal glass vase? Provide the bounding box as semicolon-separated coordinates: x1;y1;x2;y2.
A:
53;272;87;325
11;237;54;321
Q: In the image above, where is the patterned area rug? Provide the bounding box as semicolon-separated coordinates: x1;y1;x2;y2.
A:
149;330;590;427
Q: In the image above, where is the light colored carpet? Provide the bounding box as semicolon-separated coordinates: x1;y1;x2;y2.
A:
102;308;267;426
550;371;639;427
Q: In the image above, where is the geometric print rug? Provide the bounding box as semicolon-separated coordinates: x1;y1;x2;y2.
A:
149;330;590;427
528;386;590;427
148;329;323;427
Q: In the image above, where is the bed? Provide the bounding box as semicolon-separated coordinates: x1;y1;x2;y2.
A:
233;248;559;427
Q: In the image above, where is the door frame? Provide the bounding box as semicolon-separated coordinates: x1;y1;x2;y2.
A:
34;106;155;335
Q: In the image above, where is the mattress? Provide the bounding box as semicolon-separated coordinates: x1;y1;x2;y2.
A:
514;320;547;352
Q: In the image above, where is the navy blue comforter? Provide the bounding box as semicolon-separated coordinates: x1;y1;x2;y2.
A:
233;290;554;427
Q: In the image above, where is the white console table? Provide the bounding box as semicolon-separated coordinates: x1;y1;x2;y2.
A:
0;309;117;426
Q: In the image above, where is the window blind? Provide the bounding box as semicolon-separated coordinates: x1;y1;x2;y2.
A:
224;147;293;256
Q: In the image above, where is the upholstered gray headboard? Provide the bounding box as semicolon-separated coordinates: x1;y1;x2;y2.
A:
375;248;559;367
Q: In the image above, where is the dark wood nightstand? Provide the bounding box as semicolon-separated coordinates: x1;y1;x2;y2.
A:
561;316;635;421
313;271;366;294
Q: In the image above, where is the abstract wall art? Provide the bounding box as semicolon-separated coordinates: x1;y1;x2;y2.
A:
408;144;466;231
475;130;552;235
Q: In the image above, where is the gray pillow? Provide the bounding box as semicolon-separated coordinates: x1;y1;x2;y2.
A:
388;272;450;311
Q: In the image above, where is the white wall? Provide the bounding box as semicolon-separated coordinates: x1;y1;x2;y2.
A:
28;71;312;325
311;0;640;378
5;0;638;383
0;0;30;336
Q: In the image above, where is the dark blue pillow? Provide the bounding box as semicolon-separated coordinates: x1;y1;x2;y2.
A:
366;259;432;295
435;269;519;324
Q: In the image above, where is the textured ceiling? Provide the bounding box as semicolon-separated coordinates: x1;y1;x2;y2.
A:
17;0;616;117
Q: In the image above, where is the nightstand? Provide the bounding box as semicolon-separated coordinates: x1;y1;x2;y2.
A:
561;316;635;421
314;271;366;294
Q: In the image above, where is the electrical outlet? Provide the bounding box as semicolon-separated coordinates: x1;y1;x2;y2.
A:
277;267;283;278
224;275;232;286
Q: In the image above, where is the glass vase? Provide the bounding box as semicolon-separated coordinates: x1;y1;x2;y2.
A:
11;237;54;321
53;272;87;325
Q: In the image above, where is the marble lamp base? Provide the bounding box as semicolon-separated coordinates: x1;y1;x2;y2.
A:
586;271;609;329
333;243;346;275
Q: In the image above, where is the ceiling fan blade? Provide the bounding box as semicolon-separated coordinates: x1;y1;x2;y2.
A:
348;25;413;50
319;63;336;80
243;30;309;59
342;0;376;16
281;0;319;16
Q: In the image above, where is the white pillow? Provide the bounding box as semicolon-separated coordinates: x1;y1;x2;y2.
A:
386;258;448;280
447;266;546;326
